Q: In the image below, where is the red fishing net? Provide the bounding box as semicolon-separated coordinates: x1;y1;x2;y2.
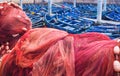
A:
0;2;32;56
0;2;120;76
0;28;119;76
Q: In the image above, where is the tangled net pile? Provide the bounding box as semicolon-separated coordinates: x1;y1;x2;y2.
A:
0;2;120;76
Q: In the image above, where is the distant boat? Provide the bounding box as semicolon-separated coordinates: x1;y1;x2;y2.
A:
45;14;94;34
85;24;120;39
105;11;120;22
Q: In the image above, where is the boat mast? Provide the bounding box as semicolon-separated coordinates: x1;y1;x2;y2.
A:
97;0;103;24
20;0;23;9
48;0;52;15
73;0;76;8
103;0;107;11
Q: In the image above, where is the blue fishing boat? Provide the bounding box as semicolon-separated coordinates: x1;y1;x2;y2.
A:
23;4;46;28
115;7;120;13
45;14;94;34
105;11;120;22
21;2;120;39
85;24;120;39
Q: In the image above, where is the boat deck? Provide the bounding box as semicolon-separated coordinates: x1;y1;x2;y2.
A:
84;18;120;25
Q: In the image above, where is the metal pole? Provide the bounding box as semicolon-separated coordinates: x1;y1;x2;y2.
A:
73;0;76;8
20;0;23;9
97;0;103;24
34;0;35;4
48;0;52;15
103;0;107;11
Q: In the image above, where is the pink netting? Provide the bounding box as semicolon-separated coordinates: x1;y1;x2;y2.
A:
0;28;119;76
32;36;75;76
